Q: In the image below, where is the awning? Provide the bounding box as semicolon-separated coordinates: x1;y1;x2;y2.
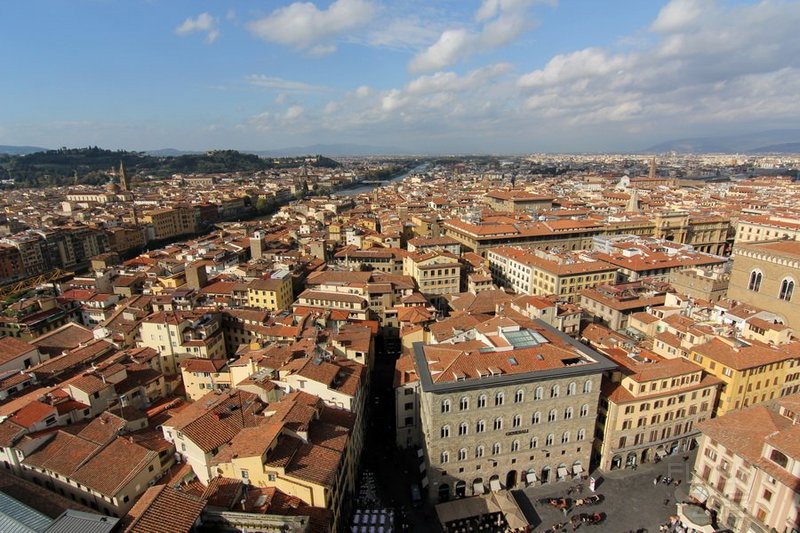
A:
421;476;429;488
688;485;708;503
656;448;668;458
525;471;537;483
490;478;501;492
473;482;485;495
572;465;583;475
557;467;569;479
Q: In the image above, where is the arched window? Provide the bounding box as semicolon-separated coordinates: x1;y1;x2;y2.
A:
530;437;538;449
459;422;468;436
441;425;450;438
548;409;557;422
567;382;577;396
477;394;487;408
770;449;789;469
564;407;573;420
475;445;484;458
580;404;590;417
458;448;467;461
779;278;795;301
577;428;586;441
583;380;593;394
441;399;451;413
546;434;554;446
748;270;763;292
440;451;449;464
492;442;501;455
551;385;560;398
534;387;543;400
493;417;503;431
476;420;486;433
459;397;469;411
562;431;570;444
511;440;520;452
514;389;524;403
532;411;541;424
512;414;522;428
495;392;504;406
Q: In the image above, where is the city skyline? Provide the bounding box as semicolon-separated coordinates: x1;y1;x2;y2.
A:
3;0;800;153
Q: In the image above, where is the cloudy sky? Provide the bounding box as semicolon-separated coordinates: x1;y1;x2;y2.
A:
2;0;799;153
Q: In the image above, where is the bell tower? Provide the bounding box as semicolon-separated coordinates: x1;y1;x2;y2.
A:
119;161;129;192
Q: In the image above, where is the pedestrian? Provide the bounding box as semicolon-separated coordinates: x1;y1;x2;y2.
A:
675;479;681;487
663;498;670;506
654;476;659;485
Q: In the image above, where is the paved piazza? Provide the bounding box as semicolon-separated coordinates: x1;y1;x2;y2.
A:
515;450;697;532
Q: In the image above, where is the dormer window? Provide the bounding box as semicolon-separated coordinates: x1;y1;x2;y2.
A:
769;448;789;469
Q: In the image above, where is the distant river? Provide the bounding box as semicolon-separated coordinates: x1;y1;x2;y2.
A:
337;162;429;195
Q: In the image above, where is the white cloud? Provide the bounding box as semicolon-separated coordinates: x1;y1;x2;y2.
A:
237;0;800;152
246;75;329;93
650;0;707;33
175;12;220;44
248;0;376;53
409;0;546;72
285;106;305;120
365;16;443;49
517;0;800;128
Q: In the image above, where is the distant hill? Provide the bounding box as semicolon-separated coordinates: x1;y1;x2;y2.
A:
0;145;49;155
252;143;411;157
645;129;800;153
747;142;800;154
0;147;339;188
144;148;200;156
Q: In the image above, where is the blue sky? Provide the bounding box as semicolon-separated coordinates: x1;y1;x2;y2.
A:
1;0;799;153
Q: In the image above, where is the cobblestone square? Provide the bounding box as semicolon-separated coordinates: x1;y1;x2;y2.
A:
516;450;697;532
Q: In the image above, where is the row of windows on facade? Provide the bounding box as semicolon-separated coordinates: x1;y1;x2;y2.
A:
706;438;791;473
622;389;712;414
747;271;795;301
617;420;696;448
621;405;707;429
441;381;593;413
440;430;587;463
441;405;592;437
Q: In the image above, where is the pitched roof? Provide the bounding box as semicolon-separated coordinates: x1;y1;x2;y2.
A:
123;485;206;533
70;437;158;496
0;337;37;365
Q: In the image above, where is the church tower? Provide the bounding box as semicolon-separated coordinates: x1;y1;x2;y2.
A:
119;161;129;192
626;188;641;213
648;157;657;181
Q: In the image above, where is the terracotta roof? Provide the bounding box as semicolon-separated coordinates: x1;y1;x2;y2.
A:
180;358;228;373
211;421;282;464
77;411;127;445
124;484;206;533
71;436;159;496
693;338;795;371
736;239;800;259
9;401;56;428
285;441;342;487
32;323;94;356
0;337;38;365
164;390;264;453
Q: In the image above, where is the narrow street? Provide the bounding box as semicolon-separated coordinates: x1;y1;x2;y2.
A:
351;336;440;532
